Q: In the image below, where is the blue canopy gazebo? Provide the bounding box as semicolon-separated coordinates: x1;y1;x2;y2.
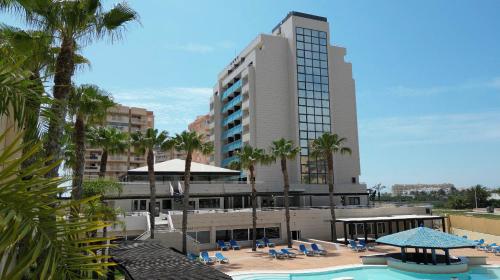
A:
376;226;476;265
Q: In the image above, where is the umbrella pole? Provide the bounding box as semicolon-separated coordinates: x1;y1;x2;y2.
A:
431;249;437;265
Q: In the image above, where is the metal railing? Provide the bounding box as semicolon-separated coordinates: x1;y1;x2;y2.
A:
222;139;242;153
222;94;242;113
222;124;242;139
222;109;242;126
221;155;240;167
221;79;242;100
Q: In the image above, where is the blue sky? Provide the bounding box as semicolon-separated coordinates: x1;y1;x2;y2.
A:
3;0;500;189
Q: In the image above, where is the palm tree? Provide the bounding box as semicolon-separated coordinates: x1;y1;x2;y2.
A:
311;133;351;242
2;0;139;178
166;131;213;254
68;84;114;200
130;128;168;239
87;126;128;178
0;130;114;279
235;145;272;251
270;138;300;247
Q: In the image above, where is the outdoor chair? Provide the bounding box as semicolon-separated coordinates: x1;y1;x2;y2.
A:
263;237;276;247
311;243;327;255
217;240;229;251
256;240;266;248
200;251;215;264
229;239;241;250
359;240;374;250
281;248;297;258
215;252;229;263
187;253;199;261
299;244;314;256
349;240;366;252
268;249;286;259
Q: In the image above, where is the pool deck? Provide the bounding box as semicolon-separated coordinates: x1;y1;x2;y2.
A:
211;244;500;274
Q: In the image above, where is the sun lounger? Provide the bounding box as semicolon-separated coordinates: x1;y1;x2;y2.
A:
299;244;314;256
281;248;297;258
263;237;275;247
229;239;241;250
256;240;266;248
217;240;229;251
269;249;286;259
311;243;327;255
462;235;468;239
493;247;500;256
200;251;215;264
474;239;484;249
215;252;229;263
187;253;199;261
349;240;366;252
485;243;497;252
359;240;374;250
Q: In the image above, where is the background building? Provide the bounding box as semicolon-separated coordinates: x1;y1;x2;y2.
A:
392;183;454;197
84;104;154;179
155;114;210;164
209;11;361;187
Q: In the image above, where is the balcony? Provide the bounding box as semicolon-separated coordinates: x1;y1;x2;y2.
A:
221;94;242;113
222;139;242;153
222;124;242;139
221;80;242;101
222;155;240;167
222;110;242;126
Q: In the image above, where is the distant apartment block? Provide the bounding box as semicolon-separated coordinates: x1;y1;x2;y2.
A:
188;114;211;164
155;114;211;164
84;104;154;179
209;11;361;186
392;183;454;197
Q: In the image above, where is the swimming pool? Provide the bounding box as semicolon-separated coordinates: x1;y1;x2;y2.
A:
231;266;500;280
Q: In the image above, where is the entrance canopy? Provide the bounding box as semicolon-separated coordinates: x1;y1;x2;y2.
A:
376;226;476;249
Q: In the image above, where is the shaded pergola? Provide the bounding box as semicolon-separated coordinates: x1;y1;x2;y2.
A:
376;227;476;265
336;215;445;244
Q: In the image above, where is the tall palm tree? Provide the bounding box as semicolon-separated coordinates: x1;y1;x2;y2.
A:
166;131;213;254
68;84;114;200
2;0;139;178
311;133;351;242
235;145;272;251
87;126;128;178
130;128;168;239
270;138;300;247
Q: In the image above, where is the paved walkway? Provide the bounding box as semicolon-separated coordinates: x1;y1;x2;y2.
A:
210;244;500;273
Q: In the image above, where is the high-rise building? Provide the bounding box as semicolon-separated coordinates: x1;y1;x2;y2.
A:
188;114;211;164
84;104;154;179
209;12;361;186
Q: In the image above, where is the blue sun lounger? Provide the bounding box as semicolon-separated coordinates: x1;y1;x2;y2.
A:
217;240;229;251
269;249;286;259
256;240;266;248
311;243;327;255
281;248;297;258
299;244;314;256
200;251;215;264
229;239;241;250
263;237;275;247
215;252;229;263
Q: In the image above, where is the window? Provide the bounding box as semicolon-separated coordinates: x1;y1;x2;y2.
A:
377;223;386;234
348;197;361;205
162;199;172;210
199;198;220;209
233;229;249;241
188;231;211;244
265;227;280;239
216;230;232;242
139;200;146;210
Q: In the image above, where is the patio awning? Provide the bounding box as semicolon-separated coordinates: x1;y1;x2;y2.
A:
376;226;476;249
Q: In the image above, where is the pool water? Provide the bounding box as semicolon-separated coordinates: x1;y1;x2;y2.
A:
232;266;500;280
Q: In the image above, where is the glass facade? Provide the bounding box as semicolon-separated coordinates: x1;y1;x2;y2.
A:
220;79;243;167
296;27;331;184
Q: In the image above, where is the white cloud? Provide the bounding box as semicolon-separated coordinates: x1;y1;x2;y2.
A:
360;111;500;146
385;76;500;97
109;87;212;133
165;41;235;54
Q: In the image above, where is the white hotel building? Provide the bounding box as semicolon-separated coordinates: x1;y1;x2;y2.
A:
105;12;440;250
